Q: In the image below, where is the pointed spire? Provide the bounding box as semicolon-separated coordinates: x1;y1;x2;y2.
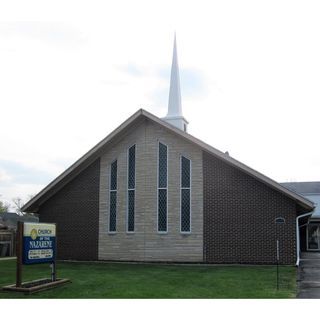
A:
163;34;189;132
167;33;182;117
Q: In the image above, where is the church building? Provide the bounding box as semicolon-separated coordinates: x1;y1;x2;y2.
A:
22;37;314;265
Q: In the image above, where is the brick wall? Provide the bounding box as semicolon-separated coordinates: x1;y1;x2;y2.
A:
203;151;297;265
38;159;100;260
36;122;298;264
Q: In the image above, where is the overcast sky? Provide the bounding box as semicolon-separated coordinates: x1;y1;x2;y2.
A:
0;0;320;208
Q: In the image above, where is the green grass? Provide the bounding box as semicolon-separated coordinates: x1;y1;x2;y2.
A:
0;259;297;298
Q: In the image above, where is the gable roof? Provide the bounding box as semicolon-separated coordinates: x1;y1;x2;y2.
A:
0;212;39;229
281;182;320;219
22;109;314;213
281;182;320;195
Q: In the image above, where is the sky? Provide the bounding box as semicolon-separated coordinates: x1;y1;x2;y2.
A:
0;0;320;209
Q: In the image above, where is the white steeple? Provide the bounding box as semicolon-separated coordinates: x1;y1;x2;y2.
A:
163;34;188;132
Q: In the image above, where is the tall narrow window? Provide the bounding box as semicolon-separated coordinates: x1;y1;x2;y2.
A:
127;145;136;232
181;156;191;233
158;142;168;232
109;160;117;232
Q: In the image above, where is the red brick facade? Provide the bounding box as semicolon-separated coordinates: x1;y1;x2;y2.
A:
36;149;300;264
38;159;100;261
203;151;297;264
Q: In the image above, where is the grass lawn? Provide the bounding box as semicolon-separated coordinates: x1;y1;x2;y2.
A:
0;259;297;298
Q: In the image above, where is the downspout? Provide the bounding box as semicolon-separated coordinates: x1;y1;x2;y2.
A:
296;211;313;266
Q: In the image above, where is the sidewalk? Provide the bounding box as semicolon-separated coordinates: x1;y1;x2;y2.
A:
0;256;16;261
297;252;320;298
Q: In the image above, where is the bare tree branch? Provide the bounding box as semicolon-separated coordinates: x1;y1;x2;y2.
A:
12;197;24;215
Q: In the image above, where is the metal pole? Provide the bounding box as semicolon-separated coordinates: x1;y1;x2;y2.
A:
54;223;57;281
50;263;56;282
276;239;279;290
16;221;23;288
53;262;56;281
51;223;57;282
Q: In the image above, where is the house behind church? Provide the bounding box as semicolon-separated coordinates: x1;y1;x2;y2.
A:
281;182;320;253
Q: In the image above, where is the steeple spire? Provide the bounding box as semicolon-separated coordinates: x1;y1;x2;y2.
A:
168;33;182;117
163;34;188;132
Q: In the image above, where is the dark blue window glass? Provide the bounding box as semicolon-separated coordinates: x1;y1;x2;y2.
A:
109;191;117;232
128;190;135;232
110;160;117;191
181;157;190;188
128;145;136;189
158;143;167;188
158;189;167;232
109;160;117;232
181;189;190;232
181;156;191;232
127;145;136;232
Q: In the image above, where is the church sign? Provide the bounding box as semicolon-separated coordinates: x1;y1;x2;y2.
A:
2;221;70;293
23;223;56;265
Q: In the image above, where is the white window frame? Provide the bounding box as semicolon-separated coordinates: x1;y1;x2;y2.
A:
126;144;136;233
180;155;192;234
157;141;168;234
108;159;117;234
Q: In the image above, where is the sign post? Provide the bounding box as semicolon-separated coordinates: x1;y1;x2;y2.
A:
16;221;23;288
276;239;279;290
275;217;285;291
50;262;56;282
3;222;70;294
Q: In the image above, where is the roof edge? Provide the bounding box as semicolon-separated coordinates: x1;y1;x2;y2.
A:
23;108;315;213
22;109;144;212
141;110;315;211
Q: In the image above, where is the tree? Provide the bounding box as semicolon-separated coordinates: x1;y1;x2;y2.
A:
11;195;35;215
0;200;10;213
12;197;25;215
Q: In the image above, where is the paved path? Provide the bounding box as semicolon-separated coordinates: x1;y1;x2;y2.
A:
0;257;16;261
297;252;320;298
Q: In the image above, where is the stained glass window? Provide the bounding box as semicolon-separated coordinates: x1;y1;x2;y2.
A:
181;189;190;232
158;143;167;188
109;191;117;232
158;142;168;232
181;156;191;233
158;189;167;232
181;156;190;188
110;160;117;191
127;190;135;232
109;160;117;232
128;145;135;190
127;145;136;232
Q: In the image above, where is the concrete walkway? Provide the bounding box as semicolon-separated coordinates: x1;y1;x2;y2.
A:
0;256;16;261
297;252;320;298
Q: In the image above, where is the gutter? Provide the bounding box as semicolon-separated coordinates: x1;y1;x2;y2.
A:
296;211;314;266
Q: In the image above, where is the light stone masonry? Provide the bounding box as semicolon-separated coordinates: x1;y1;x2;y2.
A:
99;119;203;261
